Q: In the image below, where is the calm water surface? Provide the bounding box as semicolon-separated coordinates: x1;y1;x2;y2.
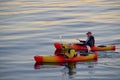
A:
0;0;120;80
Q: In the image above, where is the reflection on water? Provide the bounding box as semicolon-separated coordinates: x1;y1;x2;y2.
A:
34;60;98;80
34;62;64;69
63;62;76;79
61;62;96;80
34;62;96;79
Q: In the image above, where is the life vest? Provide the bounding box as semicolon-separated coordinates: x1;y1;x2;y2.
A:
65;48;77;58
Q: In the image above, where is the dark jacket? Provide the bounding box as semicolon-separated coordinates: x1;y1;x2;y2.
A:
79;36;95;47
85;36;95;47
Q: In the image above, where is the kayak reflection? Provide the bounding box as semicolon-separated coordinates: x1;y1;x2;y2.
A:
34;60;97;69
34;62;64;69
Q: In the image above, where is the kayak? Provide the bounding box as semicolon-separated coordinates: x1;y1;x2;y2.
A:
34;53;98;63
54;43;116;51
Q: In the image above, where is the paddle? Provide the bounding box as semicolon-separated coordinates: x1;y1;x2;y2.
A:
59;35;66;57
76;38;80;41
76;38;86;43
59;35;62;43
59;35;70;59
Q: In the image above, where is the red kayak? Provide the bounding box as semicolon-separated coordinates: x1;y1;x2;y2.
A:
54;43;116;51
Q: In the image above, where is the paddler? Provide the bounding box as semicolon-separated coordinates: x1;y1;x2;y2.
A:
64;44;77;59
77;32;95;52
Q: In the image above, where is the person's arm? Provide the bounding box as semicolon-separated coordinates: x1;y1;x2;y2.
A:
80;40;85;43
76;39;85;43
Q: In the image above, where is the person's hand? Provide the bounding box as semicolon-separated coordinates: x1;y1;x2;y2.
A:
76;39;85;42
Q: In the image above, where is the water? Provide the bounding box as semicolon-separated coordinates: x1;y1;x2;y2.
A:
0;0;120;80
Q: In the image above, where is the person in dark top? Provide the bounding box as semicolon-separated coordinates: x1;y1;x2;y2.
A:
76;32;95;53
77;32;95;47
83;32;95;47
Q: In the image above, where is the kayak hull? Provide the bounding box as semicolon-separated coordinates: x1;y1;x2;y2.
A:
54;43;115;51
34;54;98;63
34;60;97;69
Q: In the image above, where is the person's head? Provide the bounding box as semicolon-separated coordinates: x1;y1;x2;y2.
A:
86;32;92;37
